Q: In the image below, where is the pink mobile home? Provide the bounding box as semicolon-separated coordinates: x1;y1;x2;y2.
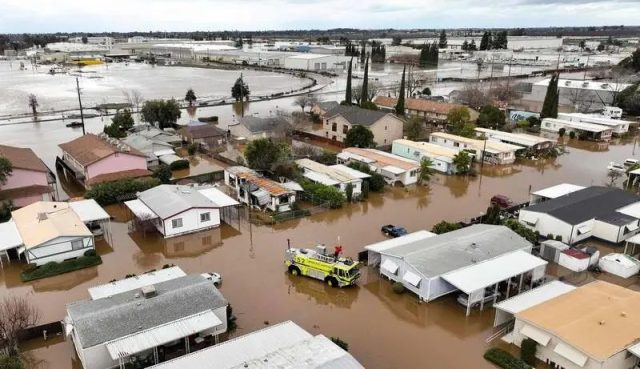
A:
0;145;56;208
58;134;151;189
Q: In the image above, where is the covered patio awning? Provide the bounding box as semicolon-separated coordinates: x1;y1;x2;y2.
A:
441;250;548;294
124;199;159;220
198;187;240;208
0;221;23;252
69;199;110;223
628;342;640;359
554;342;588;367
106;310;222;360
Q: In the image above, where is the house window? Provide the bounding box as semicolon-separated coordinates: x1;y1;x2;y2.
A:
200;212;211;222
342;125;348;134
385;126;387;130
454;142;460;147
332;122;337;132
172;218;183;228
71;239;84;250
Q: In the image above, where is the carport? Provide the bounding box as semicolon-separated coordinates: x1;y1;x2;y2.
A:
442;250;548;316
0;221;23;268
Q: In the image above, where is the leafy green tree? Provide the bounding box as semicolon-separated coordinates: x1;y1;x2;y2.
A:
422;87;431;95
103;123;125;138
432;220;461;234
360;56;369;105
404;116;424;140
438;29;448;49
521;338;537;366
361;180;370;199
301;180;346;208
185;88;197;106
447;107;476;137
140;100;182;130
419;157;435;184
0;353;22;369
244;138;287;172
395;65;406;116
616;82;640;115
345;183;354;202
27;94;38;116
344;125;375;148
347;162;385;192
468;40;478;51
540;73;559;119
461;40;469;51
153;164;172;184
476;105;506;129
503;219;539;244
483;204;502;225
0;201;13;222
231;77;250;102
453;151;472;174
0;157;13;185
344;58;353;105
391;36;402;46
369;173;386;192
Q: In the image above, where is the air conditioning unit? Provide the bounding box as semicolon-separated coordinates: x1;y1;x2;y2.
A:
141;285;157;298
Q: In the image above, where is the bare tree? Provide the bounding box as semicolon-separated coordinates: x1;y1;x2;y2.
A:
27;94;38;116
488;82;523;107
0;295;40;355
293;95;309;113
406;65;434;97
122;89;144;114
607;170;622;187
456;83;491;110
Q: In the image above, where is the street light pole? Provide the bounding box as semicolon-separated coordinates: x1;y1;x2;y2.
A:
76;77;86;135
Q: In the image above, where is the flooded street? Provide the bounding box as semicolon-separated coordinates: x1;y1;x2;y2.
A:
1;128;638;368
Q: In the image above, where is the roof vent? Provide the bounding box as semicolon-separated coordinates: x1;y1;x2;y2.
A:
621;312;627;318
599;320;605;325
141;285;157;298
37;212;48;221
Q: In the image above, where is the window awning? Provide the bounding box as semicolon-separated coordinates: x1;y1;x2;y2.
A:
520;324;551;346
106;310;222;360
403;271;421;287
577;225;592;235
554;342;588;367
381;259;399;275
520;213;538;225
626;222;639;232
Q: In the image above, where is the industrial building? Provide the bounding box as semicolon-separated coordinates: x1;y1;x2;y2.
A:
365;224;547;315
526;78;632;111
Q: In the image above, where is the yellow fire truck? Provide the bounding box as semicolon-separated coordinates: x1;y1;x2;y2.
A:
284;241;360;288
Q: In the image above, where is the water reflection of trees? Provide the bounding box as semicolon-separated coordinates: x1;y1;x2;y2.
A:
444;175;472;198
519;157;562;174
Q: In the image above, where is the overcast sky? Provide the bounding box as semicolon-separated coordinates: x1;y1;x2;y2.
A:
1;0;639;33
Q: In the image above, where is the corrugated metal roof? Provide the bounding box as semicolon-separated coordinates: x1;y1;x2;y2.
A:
442;250;547;294
532;183;585;199
147;321;364;369
494;281;576;315
88;267;187;300
365;230;437;253
198;187;240;208
106;310;222;360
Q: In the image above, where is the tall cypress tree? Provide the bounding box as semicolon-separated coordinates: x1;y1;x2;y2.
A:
360;42;366;64
480;32;490;51
438;29;448;49
395;65;406;115
419;44;428;67
361;55;369;105
540;73;559;119
345;58;353;105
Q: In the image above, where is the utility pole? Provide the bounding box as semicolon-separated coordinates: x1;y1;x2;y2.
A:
240;73;245;118
583;54;591;81
488;56;495;92
76;77;86;135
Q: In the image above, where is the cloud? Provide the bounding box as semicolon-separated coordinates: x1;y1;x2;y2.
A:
0;0;639;33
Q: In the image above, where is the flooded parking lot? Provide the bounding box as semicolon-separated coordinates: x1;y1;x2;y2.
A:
1;125;638;368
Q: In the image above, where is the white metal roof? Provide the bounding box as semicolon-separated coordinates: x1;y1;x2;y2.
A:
88;267;187;300
381;165;405;175
147;321;364;369
0;221;23;252
106;310;222;360
281;181;304;192
532;183;585;199
494;281;576;315
331;164;371;179
442;250;548;294
542;118;612;133
197;187;240;208
625;233;640;245
627;342;640;359
617;202;640;219
124;199;159;220
303;171;340;186
69;199;110;223
159;154;183;165
365;230;436;253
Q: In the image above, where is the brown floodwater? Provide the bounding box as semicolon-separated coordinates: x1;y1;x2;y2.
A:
2;117;640;369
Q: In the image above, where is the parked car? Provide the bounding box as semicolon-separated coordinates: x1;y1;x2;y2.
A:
201;272;222;286
490;195;514;209
381;224;408;238
456;291;501;309
608;161;626;173
624;158;639;167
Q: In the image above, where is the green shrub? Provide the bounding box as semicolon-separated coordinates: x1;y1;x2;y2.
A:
85;177;161;205
21;254;102;282
330;337;349;351
521;338;537;366
169;159;189;170
187;143;198;156
546;233;554;239
392;282;406;294
347;162;385;192
432;220;462;234
300;179;346;208
503;219;540;245
0;354;23;369
84;249;97;257
568;131;576;139
558;127;566;137
555;235;562;241
484;348;531;369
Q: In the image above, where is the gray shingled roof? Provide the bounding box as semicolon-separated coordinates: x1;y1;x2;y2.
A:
524;186;640;225
67;274;227;349
138;185;219;220
238;117;290;133
187;125;227;139
317;101;339;111
325;105;389;127
381;224;532;278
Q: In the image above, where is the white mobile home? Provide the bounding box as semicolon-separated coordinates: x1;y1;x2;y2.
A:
224;166;296;212
519;186;640;245
541;118;613;141
65;274;228;369
557;112;631;136
391;139;458;174
365;225;546;315
125;185;238;239
429;132;519;165
295;158;369;196
474;127;555;152
529;183;585;205
337;147;420;185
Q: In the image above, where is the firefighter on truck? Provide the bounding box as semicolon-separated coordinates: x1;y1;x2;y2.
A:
284;239;360;288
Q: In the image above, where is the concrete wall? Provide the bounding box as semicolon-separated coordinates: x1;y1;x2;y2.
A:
86;153;147;180
163;208;221;238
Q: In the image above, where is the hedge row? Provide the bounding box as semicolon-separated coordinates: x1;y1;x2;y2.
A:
300;179;346;209
484;348;531;369
22;251;102;282
85;177;161;205
169;159;190;170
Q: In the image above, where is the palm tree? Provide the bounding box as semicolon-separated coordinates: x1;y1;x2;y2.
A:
453;151;472;174
419;157;435;184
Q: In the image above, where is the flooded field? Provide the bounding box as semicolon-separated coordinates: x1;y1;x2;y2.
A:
1;129;639;368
